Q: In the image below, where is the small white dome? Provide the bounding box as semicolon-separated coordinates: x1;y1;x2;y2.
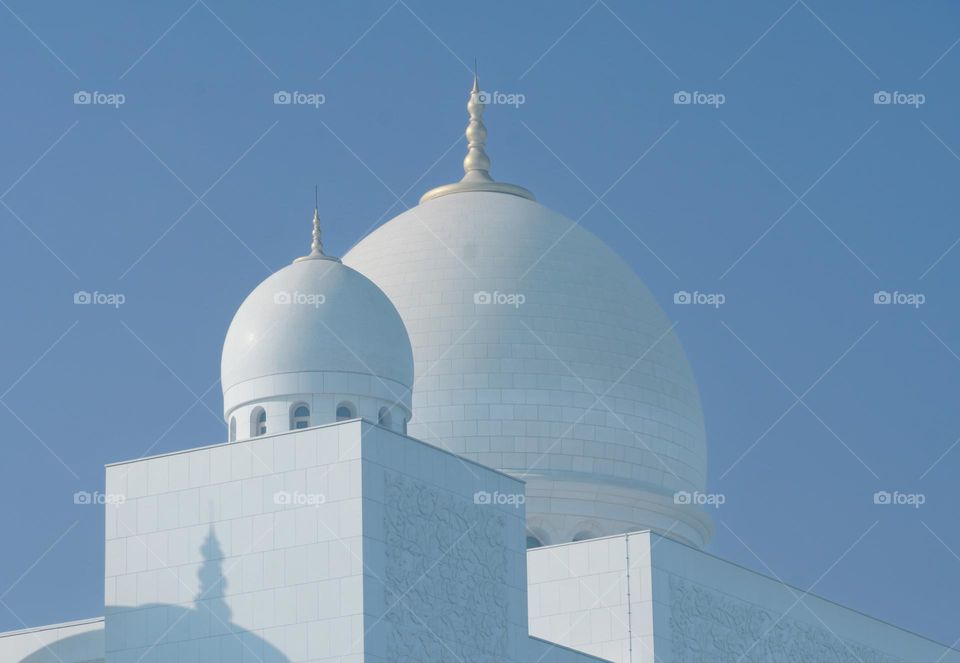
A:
221;249;413;440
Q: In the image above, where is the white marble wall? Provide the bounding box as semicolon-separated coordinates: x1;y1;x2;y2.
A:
0;618;104;663
528;531;960;663
103;421;367;663
527;534;653;662
13;423;951;663
652;534;960;663
101;418;540;662
356;422;530;662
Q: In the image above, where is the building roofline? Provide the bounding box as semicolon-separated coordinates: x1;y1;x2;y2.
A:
104;418;523;485
0;616;103;639
530;530;960;654
529;635;612;662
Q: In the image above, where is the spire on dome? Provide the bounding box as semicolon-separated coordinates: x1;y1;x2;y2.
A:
294;203;340;263
463;74;493;182
309;207;324;255
420;75;535;203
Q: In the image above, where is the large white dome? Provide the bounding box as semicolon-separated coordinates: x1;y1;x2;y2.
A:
344;191;712;547
221;228;414;441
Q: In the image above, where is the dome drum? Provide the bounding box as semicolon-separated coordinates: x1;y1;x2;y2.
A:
523;474;714;549
225;371;411;442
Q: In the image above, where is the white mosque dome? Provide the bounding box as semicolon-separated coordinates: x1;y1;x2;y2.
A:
343;78;712;548
221;211;413;441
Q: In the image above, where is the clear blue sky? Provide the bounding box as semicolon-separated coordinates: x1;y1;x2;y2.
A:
1;0;958;647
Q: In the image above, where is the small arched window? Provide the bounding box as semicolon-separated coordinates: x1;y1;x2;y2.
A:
291;404;310;430
251;408;267;437
526;535;543;549
572;531;594;542
229;417;237;442
378;407;392;429
336;402;355;421
401;417;407;435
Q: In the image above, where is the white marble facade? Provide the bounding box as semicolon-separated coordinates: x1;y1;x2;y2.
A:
527;531;960;662
96;419;605;663
3;420;958;661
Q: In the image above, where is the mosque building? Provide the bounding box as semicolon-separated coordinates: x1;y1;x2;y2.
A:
0;79;955;663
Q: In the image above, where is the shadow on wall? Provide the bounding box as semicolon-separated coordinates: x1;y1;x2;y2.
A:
20;525;291;663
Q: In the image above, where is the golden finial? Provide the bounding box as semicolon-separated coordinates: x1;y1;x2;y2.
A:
309;207;324;256
463;73;492;180
420;72;535;203
294;189;341;263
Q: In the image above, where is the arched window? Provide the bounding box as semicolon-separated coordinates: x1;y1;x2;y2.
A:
291;404;310;430
378;406;392;429
401;417;407;435
336;402;355;421
526;535;543;549
572;531;594;542
251;408;266;437
229;417;237;442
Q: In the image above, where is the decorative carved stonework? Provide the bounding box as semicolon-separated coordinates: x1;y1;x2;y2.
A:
669;576;906;663
383;472;509;662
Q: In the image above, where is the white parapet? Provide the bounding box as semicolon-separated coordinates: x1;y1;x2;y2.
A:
0;617;104;663
527;531;960;663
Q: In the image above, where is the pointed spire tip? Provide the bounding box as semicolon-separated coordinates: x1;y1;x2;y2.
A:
418;76;536;203
294;204;340;263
